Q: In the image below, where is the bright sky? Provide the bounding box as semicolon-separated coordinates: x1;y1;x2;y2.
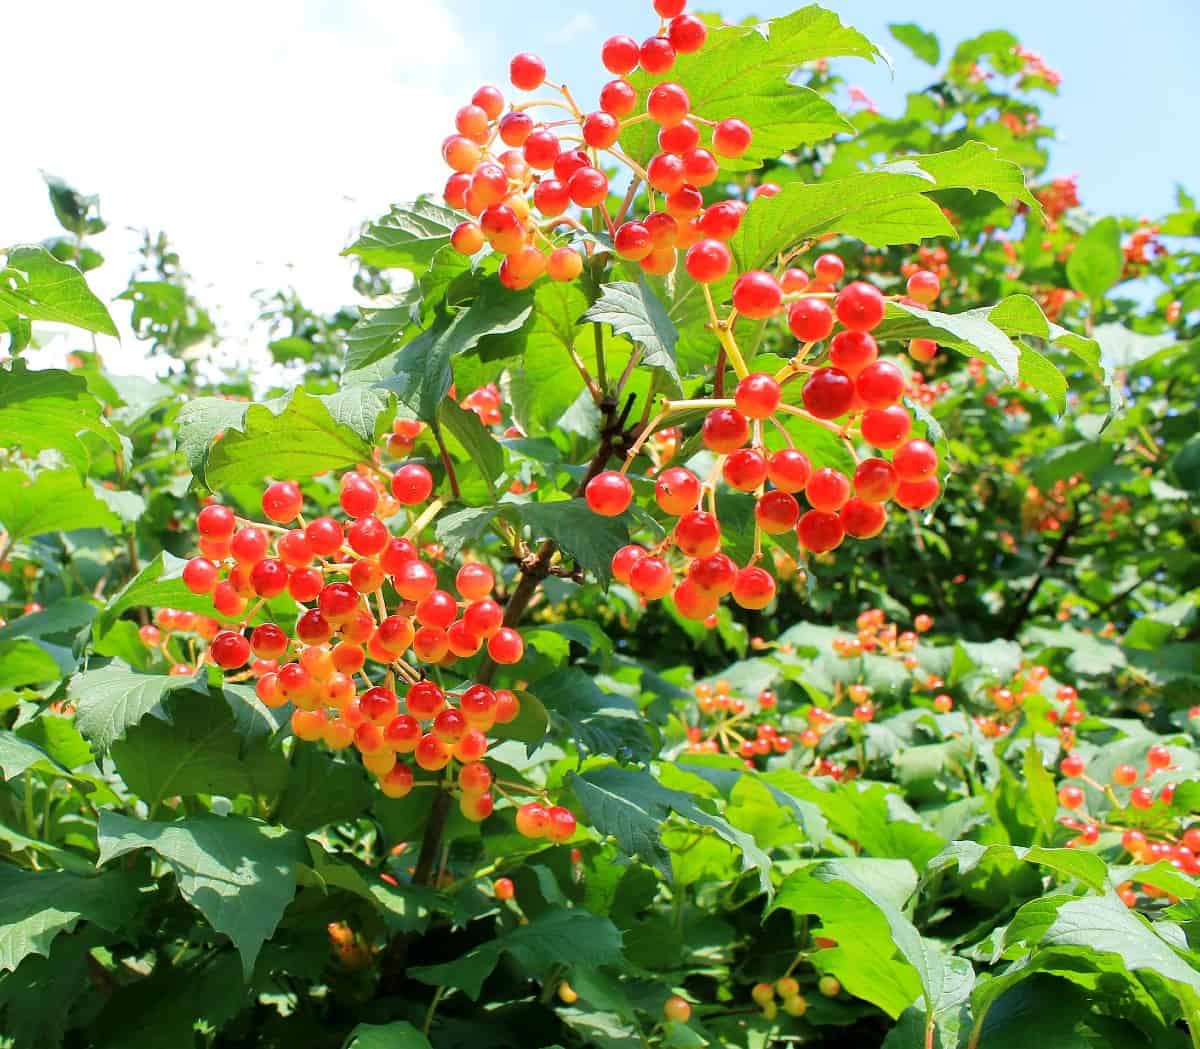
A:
4;1;1197;375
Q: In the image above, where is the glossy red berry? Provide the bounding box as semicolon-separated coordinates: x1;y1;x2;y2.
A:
802;368;855;419
612;544;647;584
1147;745;1172;770
689;552;738;595
723;449;769;492
685;239;732;283
340;474;379;518
841;498;888;539
668;14;707;53
655;467;702;516
862;406;913;449
585;471;634;517
509;53;546;91
835;281;886;332
488;627;525;664
787;299;834;342
712;118;752;158
806;468;852;513
829;331;878;376
601;34;640;74
756;491;800;534
646;152;686;195
211;630;251;669
732;271;782;319
701;407;750;453
653;0;686;16
734;373;781;419
675;511;722;558
894;440;938;483
262;481;303;523
798;510;844;553
648;83;690;128
732;567;775;610
1060;754;1086;778
582;111;620;149
630;556;674;600
197;504;236;541
768;449;813;492
392;464;434;505
813;253;845;284
697;200;745;241
895;477;940;511
659;120;700;155
854;458;899;503
639;36;676;75
183;557;218;594
906;270;941;304
856;361;905;408
600;78;637;117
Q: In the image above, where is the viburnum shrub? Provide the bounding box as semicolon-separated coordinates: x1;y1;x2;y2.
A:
4;5;1200;1049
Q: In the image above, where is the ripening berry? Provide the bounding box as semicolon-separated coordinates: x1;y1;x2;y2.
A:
585;471;633;517
854;458;899;503
444;172;470;208
456;562;494;602
462;790;495;822
768;449;813;493
655;467;702;516
488;627;525;664
895;478;940;510
712;118;752;158
675;511;721;558
600;78;637;117
183;557;218;595
522;130;560;172
1113;764;1138;787
1060;754;1085;778
1058;785;1085;809
569;167;609;207
841;498;887;539
829;331;878;377
212;581;246;617
648;83;690;127
639;36;676;75
630;556;674;600
659;120;700;155
806;468;852;513
498;111;534;148
802;368;855;419
756;490;800;534
732;271;782;319
442;135;482;173
582;111;621;149
909;339;938;363
138;624;161;648
813;254;845;284
516;802;551;838
734;373;781;419
545;805;577;843
415;733;452;771
906;270;941;304
668;13;707;52
392;463;434;506
932;694;953;713
893;440;938;484
494;876;516;901
509;52;546;91
1130;786;1154;810
463;598;504;639
1146;745;1171;770
666;184;704;220
697;200;745;241
547;247;583;282
197;503;236;541
340;474;379;518
787;299;834;342
303;516;343;558
211;630;251;669
612;544;647;584
347;516;389;557
701;407;750;453
614;221;653;262
689;552;737;595
601;34;640;74
664;996;692;1023
835;281;886;332
653;0;686;16
798;510;845;553
732;567;775;610
262;481;303;523
451;222;485;255
723;449;769;492
646;152;686;194
685;239;732;283
471;84;504;120
818;975;841;998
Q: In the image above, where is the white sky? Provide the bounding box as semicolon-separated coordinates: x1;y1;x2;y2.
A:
2;0;482;376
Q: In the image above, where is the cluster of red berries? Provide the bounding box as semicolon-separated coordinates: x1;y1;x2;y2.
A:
440;0;750;288
751;977;811;1020
137;608;221;676
1057;746;1198;896
831;607;933;659
170;470;580;838
683;681;795;766
587;265;944;614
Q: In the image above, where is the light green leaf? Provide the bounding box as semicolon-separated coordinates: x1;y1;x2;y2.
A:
0;245;117;338
0;361;121;470
532;667;652;763
518;499;629;588
437;398;504;498
345;199;464;272
1066;217;1123;301
889;22;940;64
97;811;305;977
0;468;121;543
344;1021;434;1049
582;278;680;389
70;664;205;752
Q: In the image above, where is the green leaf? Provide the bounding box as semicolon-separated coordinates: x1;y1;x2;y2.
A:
70;665;204;752
582;278;680;389
1022;746;1059;841
0;731;67;780
0;640;65;691
434;505;502;559
0;361;121;470
1066;217;1123;301
274;747;374;832
344;1021;434;1049
345;199;464;272
409;908;623;1000
621;6;883;171
0;468;120;543
1092;322;1176;369
925;841;1111;893
181;388;386;489
1172;437;1200;492
889;22;940;64
344;305;416;371
43;172;105;237
0;245;117;338
0;866;143;972
570;764;772;893
437;398;505;497
518;499;629;588
532;667;652;763
110;688;287;809
97;811;305;978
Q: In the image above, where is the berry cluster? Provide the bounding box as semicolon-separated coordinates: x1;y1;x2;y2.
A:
751;977;810;1021
137;608;221;676
172;469;579;840
441;0;748;287
587;262;944;617
683;681;794;766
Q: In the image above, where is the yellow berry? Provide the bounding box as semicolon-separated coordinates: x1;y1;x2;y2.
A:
775;977;800;998
783;994;808;1017
558;981;578;1005
751;982;775;1006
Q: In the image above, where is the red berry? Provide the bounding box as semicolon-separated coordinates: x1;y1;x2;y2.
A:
723;449;769;491
340;474;379;518
646;152;686;194
231;526;270;565
183;557;218;594
394;559;438;602
499;111;534;147
585;471;634;517
688;553;737;595
639;36;676;75
853;458;899;503
450;220;486;254
250;558;290;598
685;239;732;283
893;440;938;483
569;167;609;207
1058;785;1085;810
653;0;686;16
697;200;746;241
456;563;494;601
895;477;940;511
787;299;834;342
612;544;647;584
318;583;359;625
348;516;390;557
659;120;700;155
392;464;434;506
1113;764;1138;786
862;406;912;449
806;468;851;512
1060;754;1086;778
701;407;749;453
768;449;813;492
798;510;844;553
488;627;525;664
471;85;504;120
601;34;640;74
835;281;886;332
674;511;722;558
305;517;344;557
1130;786;1154;810
516;802;550;838
813;254;845;284
197;504;236;541
630;556;674;600
909;339;938;363
211;630;251;669
656;467;702;516
906;270;941;304
712;118;752;158
600;79;637;117
583;111;621;149
856;361;905;408
262;481;303;523
668;14;707;53
648;83;690;128
523;130;561;171
509;53;547;91
1147;745;1171;770
756;491;800;534
735;373;781;419
732;271;782;319
802;368;855;419
546;806;577;843
681;148;718;188
829;331;878;377
732;567;775;610
615;221;654;261
841;498;887;539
